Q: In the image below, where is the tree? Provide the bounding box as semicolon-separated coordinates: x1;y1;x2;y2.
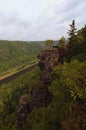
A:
67;20;77;61
45;40;54;48
68;20;77;44
77;25;86;49
58;36;67;49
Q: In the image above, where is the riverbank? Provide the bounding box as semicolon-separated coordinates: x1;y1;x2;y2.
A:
0;63;37;86
0;59;38;80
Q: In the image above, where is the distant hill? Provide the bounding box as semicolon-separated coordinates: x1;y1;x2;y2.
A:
0;40;44;74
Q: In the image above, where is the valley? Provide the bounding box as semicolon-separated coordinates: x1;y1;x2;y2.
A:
0;21;86;130
0;40;44;75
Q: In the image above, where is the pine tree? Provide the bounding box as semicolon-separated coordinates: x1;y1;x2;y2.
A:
67;20;77;61
68;20;77;44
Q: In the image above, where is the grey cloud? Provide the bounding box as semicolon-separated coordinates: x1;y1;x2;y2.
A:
0;0;86;41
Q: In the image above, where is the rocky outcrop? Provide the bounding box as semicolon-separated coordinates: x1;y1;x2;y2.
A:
0;48;3;53
16;85;53;127
16;95;30;127
83;79;86;88
16;46;66;127
38;59;52;86
38;46;65;86
29;85;52;109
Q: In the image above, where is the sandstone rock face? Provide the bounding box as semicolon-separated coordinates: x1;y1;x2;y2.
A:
16;46;65;127
16;86;52;127
16;95;30;127
16;85;53;127
0;48;3;53
38;47;65;86
83;79;86;88
29;86;52;109
38;59;52;86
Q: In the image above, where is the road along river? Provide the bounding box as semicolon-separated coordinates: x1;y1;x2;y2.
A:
0;64;37;86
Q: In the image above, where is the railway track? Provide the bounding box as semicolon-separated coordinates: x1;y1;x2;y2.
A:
0;63;37;86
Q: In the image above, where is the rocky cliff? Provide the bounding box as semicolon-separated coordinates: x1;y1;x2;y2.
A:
16;46;65;127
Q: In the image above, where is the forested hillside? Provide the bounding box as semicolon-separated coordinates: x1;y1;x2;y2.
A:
0;41;44;75
0;67;40;130
0;21;86;130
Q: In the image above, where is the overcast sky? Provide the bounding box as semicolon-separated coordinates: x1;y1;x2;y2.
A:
0;0;86;41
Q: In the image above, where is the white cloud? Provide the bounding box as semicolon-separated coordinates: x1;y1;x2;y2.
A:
0;0;86;41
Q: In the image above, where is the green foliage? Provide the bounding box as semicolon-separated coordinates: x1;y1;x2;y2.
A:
0;22;86;130
45;39;54;48
67;20;77;61
68;20;77;43
58;36;67;49
0;67;40;130
76;25;86;53
23;106;61;130
0;41;43;74
48;60;86;129
0;58;86;130
67;21;86;61
51;60;86;101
